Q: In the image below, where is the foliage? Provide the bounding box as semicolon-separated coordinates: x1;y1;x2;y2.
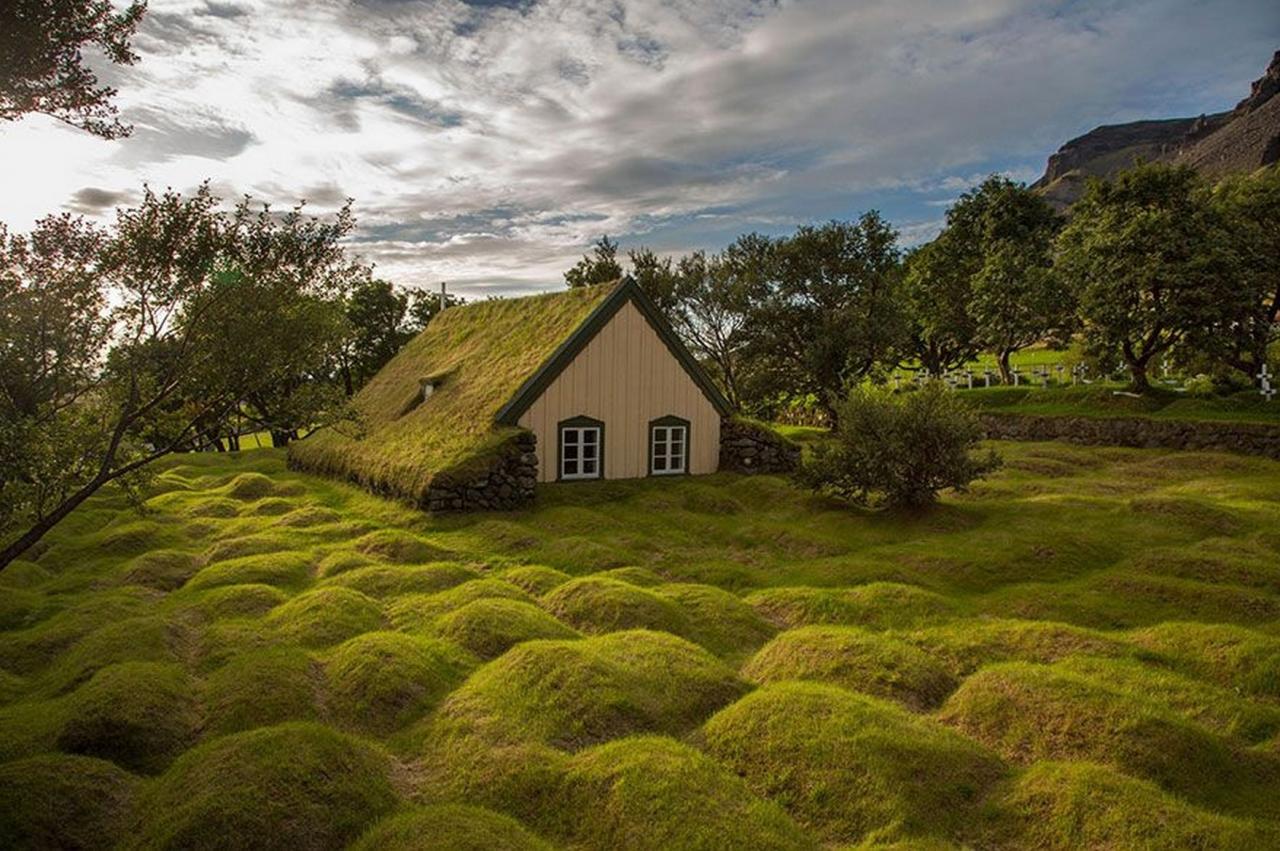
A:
797;382;1000;508
564;235;624;288
901;240;980;375
1056;163;1245;391
0;0;146;138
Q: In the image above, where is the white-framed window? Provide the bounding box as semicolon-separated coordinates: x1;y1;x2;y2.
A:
650;418;688;475
559;419;602;480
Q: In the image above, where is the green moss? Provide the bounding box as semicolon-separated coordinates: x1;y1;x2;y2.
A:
742;626;957;710
117;549;202;591
165;583;289;622
498;565;571;595
223;472;279;500
265;587;385;648
0;587;47;631
0;754;139;850
184;496;241;518
702;682;1005;845
37;615;175;697
386;579;533;633
654;583;776;657
1130;622;1280;698
433;599;579;659
994;761;1274;849
436;630;746;750
128;722;398;850
57;662;199;774
203;647;321;735
352;805;552;851
354;529;453;564
0;588;159;675
274;505;342;527
184;551;313;592
203;532;299;564
937;662;1245;807
563;736;816;850
317;549;379;577
321;562;479;598
745;582;957;630
596;566;666;586
0;558;52;588
326;632;474;735
901;618;1132;677
542;577;695;638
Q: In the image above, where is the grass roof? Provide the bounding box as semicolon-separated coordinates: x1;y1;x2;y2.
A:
289;283;616;505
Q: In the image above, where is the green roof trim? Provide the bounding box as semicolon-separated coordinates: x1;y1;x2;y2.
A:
494;277;733;426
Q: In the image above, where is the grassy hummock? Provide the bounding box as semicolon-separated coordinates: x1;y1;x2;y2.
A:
0;753;139;850
433;599;580;659
351;804;554;851
542;576;696;638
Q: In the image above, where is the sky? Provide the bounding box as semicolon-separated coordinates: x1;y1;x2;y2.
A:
2;1;1278;298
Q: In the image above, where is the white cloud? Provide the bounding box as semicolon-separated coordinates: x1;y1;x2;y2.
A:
1;0;1276;295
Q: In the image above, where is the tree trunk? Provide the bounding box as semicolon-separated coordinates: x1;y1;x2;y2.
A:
997;350;1013;385
270;430;291;448
0;475;108;571
1129;358;1151;392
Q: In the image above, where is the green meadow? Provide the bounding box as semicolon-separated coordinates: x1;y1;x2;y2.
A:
2;441;1279;849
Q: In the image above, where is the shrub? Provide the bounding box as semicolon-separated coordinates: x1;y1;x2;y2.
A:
351;805;552;851
0;754;138;850
325;632;474;735
742;626;957;709
128;722;398;850
702;682;1005;845
796;382;1000;508
434;599;579;659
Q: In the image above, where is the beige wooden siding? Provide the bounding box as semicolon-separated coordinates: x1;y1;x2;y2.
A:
518;300;722;482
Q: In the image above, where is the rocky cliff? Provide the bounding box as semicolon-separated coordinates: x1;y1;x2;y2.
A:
1033;50;1280;208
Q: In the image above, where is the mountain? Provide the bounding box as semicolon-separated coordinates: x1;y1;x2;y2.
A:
1033;50;1280;208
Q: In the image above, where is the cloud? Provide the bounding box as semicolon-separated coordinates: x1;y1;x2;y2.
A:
1;0;1277;296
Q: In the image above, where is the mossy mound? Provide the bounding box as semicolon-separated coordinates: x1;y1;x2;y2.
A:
0;670;26;704
0;587;47;631
117;550;202;591
498;565;571;595
317;549;379;577
702;682;1005;845
937;662;1240;803
184;497;241;518
1128;547;1280;595
742;626;957;710
223;472;279;500
203;532;299;564
596;566;665;586
1129;496;1243;535
746;582;957;630
902;618;1131;677
38;615;175;697
322;562;479;598
275;505;342;527
57;662;199;774
81;519;177;560
351;805;552;851
326;632;474;735
203;647;321;735
436;630;746;749
0;754;139;850
354;529;452;564
245;497;299;517
0;558;51;588
167;583;289;623
128;722;398;850
184;551;312;592
434;599;580;659
563;736;816;850
542;577;695;638
654;583;776;657
0;588;158;674
1130;622;1280;698
265;587;385;648
386;579;533;632
995;760;1274;849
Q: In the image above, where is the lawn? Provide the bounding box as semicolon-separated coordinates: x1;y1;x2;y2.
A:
2;442;1279;848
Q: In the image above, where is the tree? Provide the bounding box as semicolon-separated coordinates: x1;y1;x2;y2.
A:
405;287;463;333
797;382;1000;509
744;215;904;419
564;235;623;288
339;278;410;394
0;185;366;570
933;175;1067;382
901;240;980;376
1211;166;1280;384
1056;164;1243;392
1;0;146;138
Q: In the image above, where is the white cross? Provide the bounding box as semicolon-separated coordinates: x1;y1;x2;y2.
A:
983;369;993;388
1259;364;1274;401
964;369;974;389
1011;367;1020;386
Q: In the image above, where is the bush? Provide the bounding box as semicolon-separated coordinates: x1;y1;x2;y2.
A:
797;382;1000;508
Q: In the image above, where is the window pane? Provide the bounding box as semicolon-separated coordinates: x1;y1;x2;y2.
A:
565;445;578;460
583;429;597;445
583;459;597;475
564;460;578;476
654;457;667;471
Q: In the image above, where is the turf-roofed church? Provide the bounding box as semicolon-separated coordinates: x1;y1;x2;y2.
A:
289;279;735;511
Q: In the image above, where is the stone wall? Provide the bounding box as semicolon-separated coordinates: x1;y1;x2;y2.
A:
719;419;801;474
424;431;539;512
980;413;1280;460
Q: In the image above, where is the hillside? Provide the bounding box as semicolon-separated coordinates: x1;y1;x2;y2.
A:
1034;50;1280;208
